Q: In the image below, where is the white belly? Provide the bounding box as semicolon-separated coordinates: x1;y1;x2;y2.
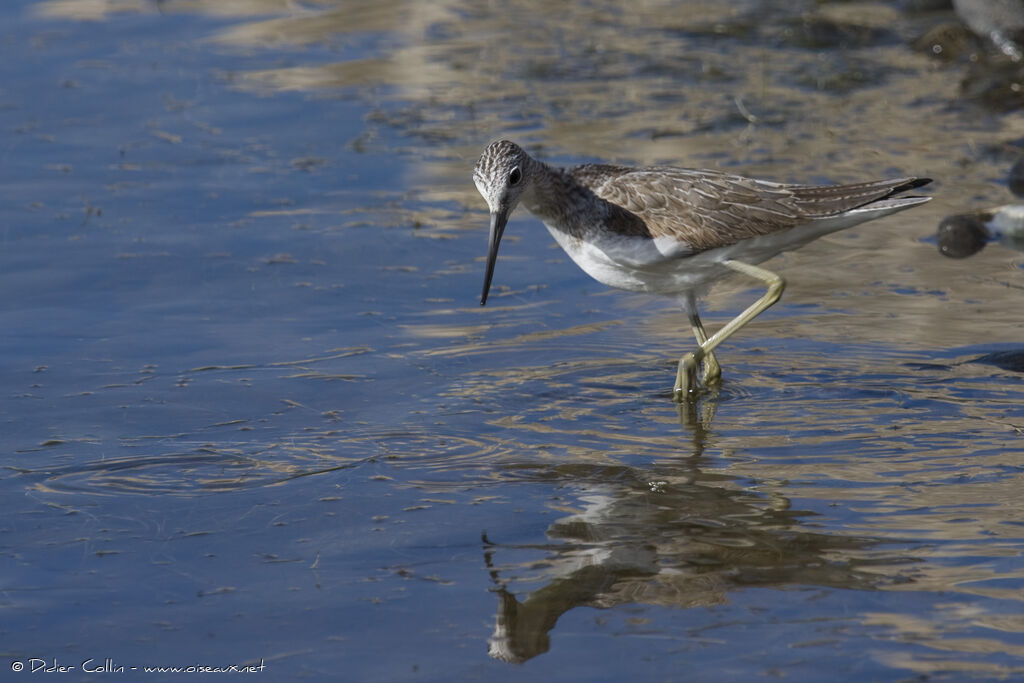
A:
541;209;887;298
542;223;724;296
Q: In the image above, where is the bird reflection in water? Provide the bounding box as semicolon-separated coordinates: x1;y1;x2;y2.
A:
480;462;907;663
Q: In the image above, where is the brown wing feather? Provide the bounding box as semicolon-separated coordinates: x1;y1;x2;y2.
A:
570;164;928;251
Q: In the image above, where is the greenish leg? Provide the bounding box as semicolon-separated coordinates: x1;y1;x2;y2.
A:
672;312;721;403
672;259;785;403
690;314;721;385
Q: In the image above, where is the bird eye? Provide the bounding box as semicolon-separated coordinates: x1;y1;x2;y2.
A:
508;167;522;186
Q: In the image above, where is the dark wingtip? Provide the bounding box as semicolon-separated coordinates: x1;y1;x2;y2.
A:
901;177;933;192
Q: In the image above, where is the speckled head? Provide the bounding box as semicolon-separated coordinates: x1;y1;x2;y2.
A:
474;140;533;305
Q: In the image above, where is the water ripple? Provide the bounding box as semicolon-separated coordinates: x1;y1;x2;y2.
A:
15;428;518;497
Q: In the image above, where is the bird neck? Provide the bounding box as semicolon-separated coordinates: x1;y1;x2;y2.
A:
521;161;601;240
522;160;650;242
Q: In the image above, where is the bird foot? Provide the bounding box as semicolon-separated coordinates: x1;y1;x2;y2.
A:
673;352;722;402
701;356;722;387
673;353;699;402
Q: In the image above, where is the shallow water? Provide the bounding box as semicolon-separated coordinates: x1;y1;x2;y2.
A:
2;0;1024;680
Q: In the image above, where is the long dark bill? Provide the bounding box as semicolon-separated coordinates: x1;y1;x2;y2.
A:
480;210;508;306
